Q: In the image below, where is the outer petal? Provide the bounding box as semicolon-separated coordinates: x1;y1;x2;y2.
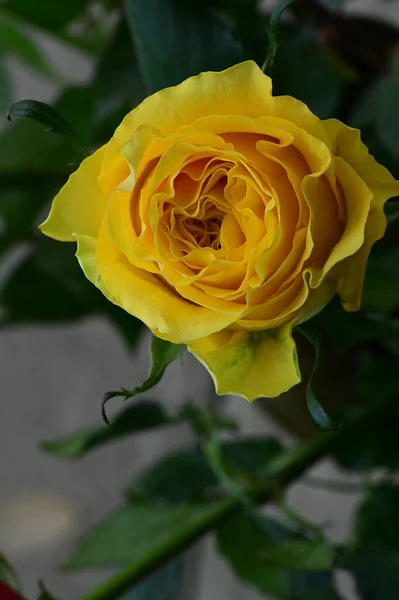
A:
188;322;300;400
100;61;273;188
311;156;372;288
95;220;237;343
75;233;113;301
39;145;107;241
323;119;399;208
269;96;332;152
337;211;382;311
324;119;399;310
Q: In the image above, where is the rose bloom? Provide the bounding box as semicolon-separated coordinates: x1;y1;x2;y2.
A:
40;61;399;400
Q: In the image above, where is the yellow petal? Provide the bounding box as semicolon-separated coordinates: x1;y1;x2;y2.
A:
323;118;399;310
337;211;382;311
75;233;113;301
96;219;237;343
310;157;372;289
39;145;107;242
100;61;273;190
269;96;332;151
323;118;399;210
188;322;300;400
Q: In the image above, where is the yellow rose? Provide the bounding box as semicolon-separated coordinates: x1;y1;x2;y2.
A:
40;61;399;401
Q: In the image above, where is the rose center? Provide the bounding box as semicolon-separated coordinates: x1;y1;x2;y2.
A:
184;216;223;250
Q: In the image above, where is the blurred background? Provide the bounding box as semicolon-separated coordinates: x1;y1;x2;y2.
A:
1;1;399;598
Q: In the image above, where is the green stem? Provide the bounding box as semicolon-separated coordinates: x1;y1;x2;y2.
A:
78;497;236;600
261;0;296;74
79;395;392;600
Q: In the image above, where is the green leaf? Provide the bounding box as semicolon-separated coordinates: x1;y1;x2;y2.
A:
272;28;344;118
218;514;340;599
177;404;238;438
263;539;335;571
0;181;59;255
362;245;399;312
219;515;287;598
308;298;393;354
346;484;399;600
0;18;54;77
41;401;171;458
298;327;338;431
0;553;21;592
1;118;74;176
1;80;108;180
136;337;186;395
2;0;90;31
102;337;185;421
53;87;96;147
62;440;282;577
333;415;399;471
368;78;399;158
61;425;360;596
0;255;92;323
0;54;12;118
355;485;399;552
385;200;399;226
120;559;181;600
48;401;235;469
347;549;399;600
7;99;89;160
332;352;399;471
351;56;399;157
290;572;342;600
207;0;267;67
124;0;245;93
63;502;230;570
90;18;146;145
261;0;296;74
0;111;73;256
127;437;284;504
358;351;399;407
0;239;144;348
37;581;57;600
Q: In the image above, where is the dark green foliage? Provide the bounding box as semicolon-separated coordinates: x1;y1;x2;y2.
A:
127;437;284;504
218;514;340;599
119;560;182;600
37;582;57;600
351;55;399;158
102;337;185;420
0;18;54;77
298;326;338;430
7;99;89;159
3;0;90;31
272;28;344;118
332;353;399;471
345;485;399;600
125;0;245;93
0;237;144;347
64;436;284;571
63;503;221;570
42;401;172;458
